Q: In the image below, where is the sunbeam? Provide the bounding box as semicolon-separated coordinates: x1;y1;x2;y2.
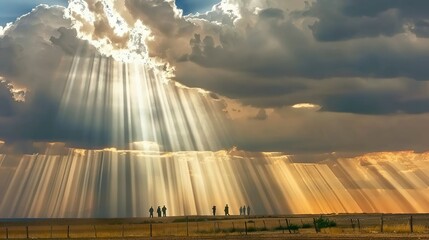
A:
1;146;429;218
55;41;230;151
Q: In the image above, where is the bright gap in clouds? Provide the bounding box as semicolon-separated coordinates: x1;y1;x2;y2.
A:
60;0;231;150
66;0;152;63
292;103;321;110
175;0;221;14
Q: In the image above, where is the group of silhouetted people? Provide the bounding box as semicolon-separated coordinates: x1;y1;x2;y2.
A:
149;204;251;217
239;205;250;216
211;204;250;216
149;205;167;217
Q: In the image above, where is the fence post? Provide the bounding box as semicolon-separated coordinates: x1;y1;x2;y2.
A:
357;219;361;232
351;219;355;231
410;215;413;233
93;225;97;238
26;226;29;239
285;218;292;234
186;216;189;236
313;218;319;233
6;227;8;239
279;220;283;234
245;222;247;235
380;214;384;233
67;225;70;238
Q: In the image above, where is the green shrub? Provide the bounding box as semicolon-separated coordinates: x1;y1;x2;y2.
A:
314;217;337;229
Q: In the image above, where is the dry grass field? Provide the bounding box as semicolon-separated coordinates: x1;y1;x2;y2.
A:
1;214;429;239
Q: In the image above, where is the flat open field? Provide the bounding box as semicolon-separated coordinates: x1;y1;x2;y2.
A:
1;213;429;239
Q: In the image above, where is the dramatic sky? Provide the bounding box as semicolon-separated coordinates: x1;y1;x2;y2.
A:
1;0;429;155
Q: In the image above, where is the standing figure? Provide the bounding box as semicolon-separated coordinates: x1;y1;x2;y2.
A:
149;206;154;218
212;205;216;216
239;206;243;215
162;205;167;217
157;206;162;217
247;206;250;216
224;204;229;216
243;205;246;216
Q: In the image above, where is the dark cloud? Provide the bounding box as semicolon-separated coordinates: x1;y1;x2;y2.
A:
306;0;429;41
259;8;285;20
0;81;16;117
0;36;22;76
231;108;429;154
181;7;429;81
49;27;82;55
412;19;429;38
171;1;429;117
0;5;81;144
309;8;403;41
321;92;429;115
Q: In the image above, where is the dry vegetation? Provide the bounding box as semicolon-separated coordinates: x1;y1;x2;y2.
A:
1;214;429;239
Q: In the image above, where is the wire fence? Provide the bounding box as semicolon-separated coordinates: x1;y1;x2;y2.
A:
1;214;429;239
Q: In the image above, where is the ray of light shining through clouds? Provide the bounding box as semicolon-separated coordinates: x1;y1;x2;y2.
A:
55;42;230;151
1;147;429;217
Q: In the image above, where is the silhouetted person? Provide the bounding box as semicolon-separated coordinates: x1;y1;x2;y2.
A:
212;205;216;216
247;206;250;216
243;205;246;215
149;206;154;218
162;205;167;217
239;206;243;215
224;204;229;216
157;206;161;217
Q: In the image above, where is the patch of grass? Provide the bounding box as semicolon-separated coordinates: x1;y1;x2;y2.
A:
302;223;313;229
288;223;300;231
259;226;268;231
172;217;208;223
382;224;425;233
274;223;300;233
195;229;214;234
221;227;239;233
